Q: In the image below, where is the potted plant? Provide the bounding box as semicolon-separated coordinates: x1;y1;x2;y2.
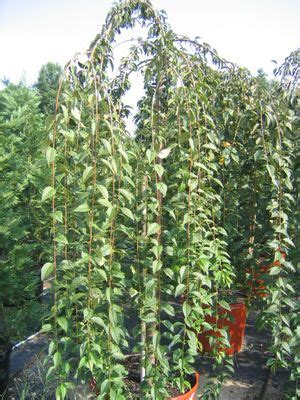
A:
208;47;298;397
41;1;249;398
197;295;247;356
43;2;300;399
245;249;287;298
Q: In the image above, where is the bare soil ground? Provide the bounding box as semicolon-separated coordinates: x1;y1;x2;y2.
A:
4;311;291;399
196;311;291;399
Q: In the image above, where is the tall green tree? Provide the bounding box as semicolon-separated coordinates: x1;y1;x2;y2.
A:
35;62;63;115
0;83;48;341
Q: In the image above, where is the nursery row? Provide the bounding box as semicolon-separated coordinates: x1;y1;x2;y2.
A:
0;1;299;399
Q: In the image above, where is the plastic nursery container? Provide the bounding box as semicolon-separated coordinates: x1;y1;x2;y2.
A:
170;372;199;400
247;266;269;298
247;251;286;298
91;372;200;399
198;302;246;356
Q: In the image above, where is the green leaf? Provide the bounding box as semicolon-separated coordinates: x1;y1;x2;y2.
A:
158;148;171;159
62;129;75;141
41;262;54;281
129;288;138;297
101;243;111;257
154;164;164;177
103;118;114;134
53;210;63;223
218;300;231;311
61;105;68;121
189;138;195;151
97;269;107;281
157;182;167;197
100;379;110;394
175;283;185;298
83;166;93;183
101;138;112;154
57;316;68;332
266;164;278;188
55;235;68;244
152;245;163;258
147;222;160;236
283;298;294;308
146;149;155;163
161;303;175;316
98;198;113;210
165;246;174;256
41;324;52;333
118;188;134;203
74;203;90;212
218;227;228;236
53;351;61;368
56;383;67;400
101;158;115;174
78;356;87;369
164;268;174;279
179;266;187;282
97;184;109;199
213;178;223;188
269;266;281;275
121;207;135;221
46;147;56;166
281;341;291;355
91;317;105;327
71;107;81;121
152;260;162;273
142;314;157;323
203;143;217;151
183;302;191;318
203;114;215;127
118;146;129;162
42;186;55;201
283;237;295;247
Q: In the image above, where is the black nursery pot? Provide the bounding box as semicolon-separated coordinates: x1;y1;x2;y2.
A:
0;341;12;397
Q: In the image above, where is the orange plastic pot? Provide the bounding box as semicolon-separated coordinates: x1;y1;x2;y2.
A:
170;373;199;400
198;302;246;355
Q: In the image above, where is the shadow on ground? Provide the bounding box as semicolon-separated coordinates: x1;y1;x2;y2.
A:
6;310;291;399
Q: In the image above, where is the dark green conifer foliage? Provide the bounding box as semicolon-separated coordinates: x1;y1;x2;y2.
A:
35;62;63;115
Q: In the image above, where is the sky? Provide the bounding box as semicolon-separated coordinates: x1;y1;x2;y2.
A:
0;0;299;86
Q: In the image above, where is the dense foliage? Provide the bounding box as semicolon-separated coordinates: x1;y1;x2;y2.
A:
39;1;299;399
35;62;63;115
0;1;298;399
0;76;57;342
0;83;44;340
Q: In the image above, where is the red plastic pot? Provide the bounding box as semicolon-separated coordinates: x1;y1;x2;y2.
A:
90;372;200;399
170;372;199;400
198;302;246;356
247;267;268;297
247;251;286;298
